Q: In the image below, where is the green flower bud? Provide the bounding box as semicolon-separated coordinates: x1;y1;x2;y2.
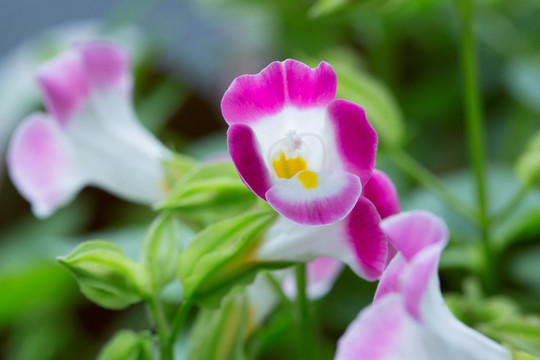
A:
58;241;150;309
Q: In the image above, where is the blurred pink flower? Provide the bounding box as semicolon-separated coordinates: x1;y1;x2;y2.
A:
7;42;170;218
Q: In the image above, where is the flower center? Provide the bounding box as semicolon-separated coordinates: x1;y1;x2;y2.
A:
297;170;319;189
268;130;326;179
272;152;306;179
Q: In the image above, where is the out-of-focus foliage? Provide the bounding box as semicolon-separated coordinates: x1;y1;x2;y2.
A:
97;330;155;360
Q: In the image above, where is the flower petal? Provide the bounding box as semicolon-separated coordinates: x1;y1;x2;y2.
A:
7;113;85;218
227;124;272;199
381;211;448;261
257;198;386;281
338;284;512;360
327;99;377;185
37;50;89;127
401;246;442;321
37;42;132;128
265;170;361;225
221;59;336;125
364;169;400;219
344;196;388;280
77;41;131;93
336;294;419;360
373;253;407;302
340;211;513;360
31;42;170;211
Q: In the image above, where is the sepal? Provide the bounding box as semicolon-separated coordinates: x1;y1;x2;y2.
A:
161;153;196;189
158;161;256;228
142;214;180;292
97;329;154;360
57;240;150;309
186;289;249;360
178;211;291;308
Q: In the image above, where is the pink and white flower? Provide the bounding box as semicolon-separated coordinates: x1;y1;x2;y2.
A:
257;170;400;281
7;42;170;218
222;59;377;225
335;211;512;360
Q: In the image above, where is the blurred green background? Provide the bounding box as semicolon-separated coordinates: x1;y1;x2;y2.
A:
1;0;540;358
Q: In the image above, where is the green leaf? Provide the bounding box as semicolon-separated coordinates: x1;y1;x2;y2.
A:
309;0;402;17
303;49;404;146
479;315;540;357
309;0;348;17
0;262;76;327
97;330;154;360
162;153;197;188
158;161;256;228
137;78;189;133
178;211;289;308
142;214;180;292
516;132;540;187
57;240;150;309
512;349;540;360
187;290;249;360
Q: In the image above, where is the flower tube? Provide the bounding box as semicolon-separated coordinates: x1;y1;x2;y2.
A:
335;211;512;360
7;42;170;218
222;59;377;225
257;170;399;281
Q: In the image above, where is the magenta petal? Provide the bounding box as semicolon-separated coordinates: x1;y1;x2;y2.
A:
335;294;408;360
373;254;407;302
364;169;400;219
266;170;361;225
402;246;441;321
37;51;89;127
227;124;272;200
283;59;336;109
381;211;448;261
7;113;83;218
344;197;388;280
78;42;131;91
327;99;377;185
221;60;336;125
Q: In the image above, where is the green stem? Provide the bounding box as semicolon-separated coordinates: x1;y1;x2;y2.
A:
492;184;530;223
385;146;478;222
148;298;173;360
456;0;495;293
168;300;193;348
295;264;313;360
264;272;295;314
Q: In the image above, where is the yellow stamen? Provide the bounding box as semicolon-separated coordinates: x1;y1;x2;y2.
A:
272;152;307;179
297;170;319;189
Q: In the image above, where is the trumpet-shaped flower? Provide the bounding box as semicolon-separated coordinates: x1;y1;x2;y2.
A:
257;170;399;281
7;42;170;218
222;59;377;225
335;211;512;360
